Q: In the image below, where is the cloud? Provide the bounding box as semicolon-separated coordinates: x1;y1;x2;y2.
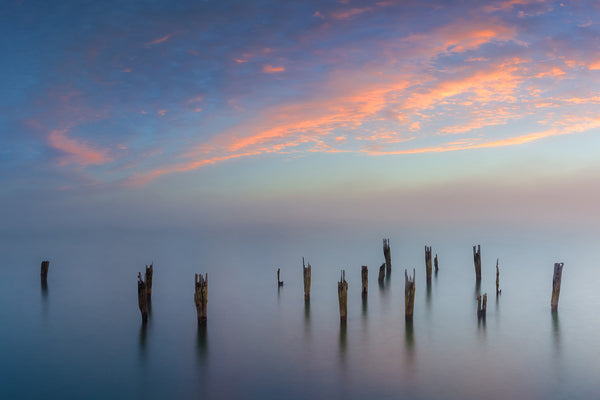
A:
147;33;173;46
48;129;113;167
263;65;285;73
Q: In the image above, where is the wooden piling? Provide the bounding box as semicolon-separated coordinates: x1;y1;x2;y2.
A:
434;254;438;273
405;268;416;320
303;257;311;302
378;263;385;284
277;268;284;286
40;260;50;284
473;245;482;282
338;270;348;324
551;262;564;311
194;273;208;324
477;293;487;319
137;272;148;323
496;258;501;295
425;246;432;282
383;239;392;274
361;265;368;298
145;263;153;299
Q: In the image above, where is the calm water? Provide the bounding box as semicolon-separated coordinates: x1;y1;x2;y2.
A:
1;228;599;399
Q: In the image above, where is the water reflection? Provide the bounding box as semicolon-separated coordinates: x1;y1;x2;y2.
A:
139;321;148;361
426;281;432;310
404;319;415;371
474;280;481;297
551;310;561;357
339;322;347;367
362;296;367;317
197;323;208;361
277;285;281;305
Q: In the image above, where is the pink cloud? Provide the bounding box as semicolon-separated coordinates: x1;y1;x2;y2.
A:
263;65;285;73
48;129;113;167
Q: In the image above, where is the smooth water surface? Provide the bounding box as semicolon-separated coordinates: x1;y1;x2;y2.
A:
1;228;599;399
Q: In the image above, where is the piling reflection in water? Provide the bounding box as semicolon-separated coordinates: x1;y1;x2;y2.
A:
139;322;148;361
551;310;561;357
197;323;208;360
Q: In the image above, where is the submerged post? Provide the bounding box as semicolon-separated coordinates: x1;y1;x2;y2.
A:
378;263;386;284
338;270;348;324
303;257;311;302
425;246;432;282
194;273;208;324
361;265;368;298
137;272;148;323
551;262;564;311
40;260;50;285
477;293;487;319
145;263;153;299
277;268;284;286
434;254;438;274
383;239;391;274
405;268;416;320
496;258;501;295
473;245;482;282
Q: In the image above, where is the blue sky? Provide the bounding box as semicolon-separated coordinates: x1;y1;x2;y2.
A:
2;0;600;232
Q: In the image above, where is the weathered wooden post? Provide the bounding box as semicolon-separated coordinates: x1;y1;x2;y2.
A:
145;263;153;299
551;262;564;311
40;260;50;286
383;239;391;275
378;263;385;284
477;293;487;319
361;265;368;298
137;272;148;323
496;258;501;295
194;273;208;324
425;246;432;282
405;268;416;320
303;257;311;302
338;270;348;324
473;245;482;282
434;254;438;274
277;268;284;287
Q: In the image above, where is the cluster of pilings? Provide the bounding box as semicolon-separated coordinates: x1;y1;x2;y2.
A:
39;239;568;328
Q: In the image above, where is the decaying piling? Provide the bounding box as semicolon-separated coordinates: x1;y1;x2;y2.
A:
434;254;438;273
137;272;148;323
303;257;311;302
194;273;208;324
477;293;487;319
277;268;284;286
383;239;392;274
425;246;432;282
361;265;368;298
338;270;348;323
496;259;501;295
551;262;564;311
145;263;153;299
378;263;386;284
40;260;50;284
473;245;482;282
405;269;416;320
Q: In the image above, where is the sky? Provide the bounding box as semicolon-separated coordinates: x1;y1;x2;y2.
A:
2;0;600;233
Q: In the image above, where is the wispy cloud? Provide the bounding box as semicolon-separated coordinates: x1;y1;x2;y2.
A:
48;129;113;167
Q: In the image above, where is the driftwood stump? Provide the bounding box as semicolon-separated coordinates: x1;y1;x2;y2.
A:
551;262;564;311
496;258;501;295
405;269;416;320
137;272;148;323
145;263;153;299
434;254;438;274
194;273;208;324
425;246;432;282
338;270;348;324
303;257;311;302
477;293;487;319
277;268;284;287
383;239;391;275
361;265;368;298
378;263;385;284
473;245;482;282
40;260;50;285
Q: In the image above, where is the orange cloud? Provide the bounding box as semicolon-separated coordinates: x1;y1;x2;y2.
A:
48;129;113;167
147;33;173;46
263;65;285;73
